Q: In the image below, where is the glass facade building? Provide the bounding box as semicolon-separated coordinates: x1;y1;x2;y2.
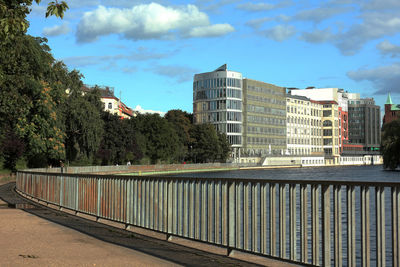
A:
193;65;243;148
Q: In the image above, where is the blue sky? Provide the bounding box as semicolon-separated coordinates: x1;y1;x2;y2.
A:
27;0;400;115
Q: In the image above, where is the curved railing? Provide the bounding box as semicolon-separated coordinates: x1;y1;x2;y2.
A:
16;169;400;266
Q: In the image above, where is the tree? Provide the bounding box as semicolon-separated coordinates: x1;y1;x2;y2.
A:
134;113;180;164
64;86;104;164
165;109;193;161
190;124;220;163
381;119;400;170
217;132;231;162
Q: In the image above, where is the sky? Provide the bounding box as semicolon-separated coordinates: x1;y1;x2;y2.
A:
26;0;400;115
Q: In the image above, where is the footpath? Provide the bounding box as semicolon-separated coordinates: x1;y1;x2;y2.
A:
0;182;299;267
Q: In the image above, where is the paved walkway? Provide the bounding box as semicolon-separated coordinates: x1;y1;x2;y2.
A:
0;182;300;267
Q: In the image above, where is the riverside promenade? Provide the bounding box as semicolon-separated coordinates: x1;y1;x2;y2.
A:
0;181;297;267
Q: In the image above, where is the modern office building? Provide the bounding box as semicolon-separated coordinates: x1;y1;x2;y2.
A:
286;94;323;156
193;65;287;157
383;93;400;126
347;94;381;153
242;79;286;156
193;64;243;156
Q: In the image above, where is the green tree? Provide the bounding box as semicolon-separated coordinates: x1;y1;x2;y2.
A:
190;124;219;163
217;132;231;162
381;119;400;170
165;109;193;161
64;86;104;164
134;113;180;164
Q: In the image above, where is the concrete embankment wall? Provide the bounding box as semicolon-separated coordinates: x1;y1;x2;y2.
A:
27;163;258;175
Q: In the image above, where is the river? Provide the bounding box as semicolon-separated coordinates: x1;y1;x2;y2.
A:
170;164;399;182
169;165;400;266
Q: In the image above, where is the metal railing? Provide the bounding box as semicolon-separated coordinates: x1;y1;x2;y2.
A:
16;170;400;266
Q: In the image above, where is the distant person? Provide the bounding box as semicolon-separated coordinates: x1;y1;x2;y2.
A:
60;160;64;173
127;161;131;166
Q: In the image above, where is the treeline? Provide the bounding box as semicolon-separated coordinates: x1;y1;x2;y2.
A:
0;1;230;171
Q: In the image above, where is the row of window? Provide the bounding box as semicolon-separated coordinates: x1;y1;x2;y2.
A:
287;117;322;126
247;95;285;106
247;137;286;145
194;88;242;100
227;123;242;133
247;115;286;126
246;85;284;96
228;135;242;145
247;126;286;136
247;105;285;116
287;128;322;137
194;78;241;90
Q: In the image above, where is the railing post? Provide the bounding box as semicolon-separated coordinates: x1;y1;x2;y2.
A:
228;181;236;253
261;183;267;254
361;186;370;267
279;183;286;259
270;183;277;257
334;185;342;267
347;185;356;267
311;184;319;266
301;184;308;264
376;186;386;267
289;184;296;262
392;186;400;267
322;185;331;266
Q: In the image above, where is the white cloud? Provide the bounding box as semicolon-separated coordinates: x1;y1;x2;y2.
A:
335;12;400;55
188;24;234;37
133;105;165;116
63;48;171;68
236;2;275;11
245;17;273;29
263;24;296;42
300;28;334;43
76;3;233;42
377;40;400;57
43;23;70;36
294;6;353;23
362;0;400;10
347;63;400;95
148;65;199;83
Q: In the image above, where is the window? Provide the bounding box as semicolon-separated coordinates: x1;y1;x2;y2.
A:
108;103;112;109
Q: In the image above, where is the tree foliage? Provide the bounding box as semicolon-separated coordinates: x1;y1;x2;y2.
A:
381;119;400;170
0;0;231;170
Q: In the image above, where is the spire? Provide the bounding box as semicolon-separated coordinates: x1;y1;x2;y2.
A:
386;92;393;105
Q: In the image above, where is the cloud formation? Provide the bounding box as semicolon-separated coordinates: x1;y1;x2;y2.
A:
377;40;400;57
347;63;400;95
76;3;234;42
43;23;70;36
294;6;352;23
63;50;170;67
263;25;296;42
236;2;275;11
148;65;199;83
299;28;334;43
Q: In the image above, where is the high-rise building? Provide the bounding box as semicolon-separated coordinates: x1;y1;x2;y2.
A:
242;79;286;156
286;94;323;156
347;95;381;153
193;65;243;156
